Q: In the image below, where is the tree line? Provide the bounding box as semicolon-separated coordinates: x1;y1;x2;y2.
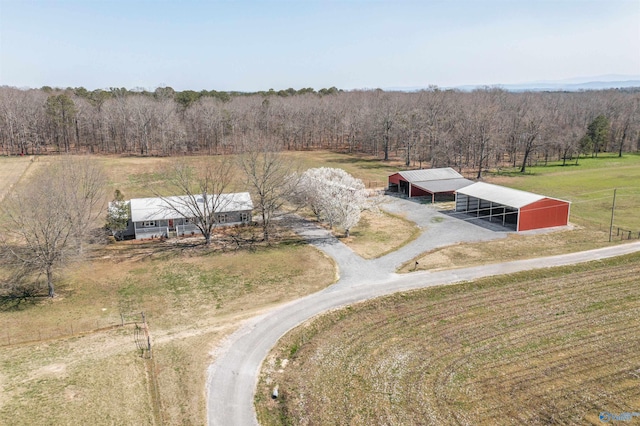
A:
1;85;638;175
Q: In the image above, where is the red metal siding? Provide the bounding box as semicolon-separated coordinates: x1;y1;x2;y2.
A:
388;173;403;185
410;185;430;197
518;198;570;231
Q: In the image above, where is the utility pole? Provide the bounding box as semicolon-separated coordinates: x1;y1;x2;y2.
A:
609;188;617;242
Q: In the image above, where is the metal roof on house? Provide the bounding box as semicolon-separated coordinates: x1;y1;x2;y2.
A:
412;178;474;194
130;192;253;222
456;182;568;209
396;167;464;182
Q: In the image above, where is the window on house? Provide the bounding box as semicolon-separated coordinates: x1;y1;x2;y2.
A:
217;214;227;223
143;221;155;227
240;212;249;222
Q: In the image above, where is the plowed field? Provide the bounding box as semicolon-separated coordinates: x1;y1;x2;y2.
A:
258;252;640;425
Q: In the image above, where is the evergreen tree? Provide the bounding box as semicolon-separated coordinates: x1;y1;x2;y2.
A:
586;114;610;157
106;189;131;240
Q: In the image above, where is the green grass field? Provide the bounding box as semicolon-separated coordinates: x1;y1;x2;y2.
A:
257;252;640;425
488;153;640;230
399;153;640;273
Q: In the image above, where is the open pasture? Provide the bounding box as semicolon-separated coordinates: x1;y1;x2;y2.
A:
402;153;640;272
0;152;342;425
0;156;37;203
258;252;640;425
0;150;638;424
0;240;336;425
487;153;640;231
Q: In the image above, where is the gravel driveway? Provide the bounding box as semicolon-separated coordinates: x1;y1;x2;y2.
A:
206;196;640;425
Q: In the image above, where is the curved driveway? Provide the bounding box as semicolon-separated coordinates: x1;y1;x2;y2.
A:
207;197;640;425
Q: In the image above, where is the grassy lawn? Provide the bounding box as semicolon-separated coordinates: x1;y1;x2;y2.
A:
0;240;335;425
0;153;348;425
398;226;617;273
257;252;640;425
403;153;640;273
0;155;39;203
96;150;403;199
487;153;640;230
285;151;404;189
342;210;421;259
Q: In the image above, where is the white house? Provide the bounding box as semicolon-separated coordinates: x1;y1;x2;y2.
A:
118;192;253;240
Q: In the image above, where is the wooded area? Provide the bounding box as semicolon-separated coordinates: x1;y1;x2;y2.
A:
1;86;638;175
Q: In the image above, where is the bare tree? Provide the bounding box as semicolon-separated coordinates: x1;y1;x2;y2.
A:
519;96;547;173
154;158;236;245
2;86;640;162
373;91;400;161
238;141;299;242
609;94;639;158
2;167;77;297
58;156;108;253
45;93;77;153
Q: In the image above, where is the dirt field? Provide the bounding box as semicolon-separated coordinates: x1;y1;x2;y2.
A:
0;156;36;203
257;252;640;425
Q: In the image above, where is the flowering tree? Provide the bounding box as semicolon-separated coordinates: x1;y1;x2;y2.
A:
296;167;368;237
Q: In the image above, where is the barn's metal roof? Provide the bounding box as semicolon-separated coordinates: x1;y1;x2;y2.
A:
412;178;474;194
456;182;567;209
130;192;253;222
396;167;463;182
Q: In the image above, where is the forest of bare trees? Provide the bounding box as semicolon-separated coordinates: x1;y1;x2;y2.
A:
1;85;638;174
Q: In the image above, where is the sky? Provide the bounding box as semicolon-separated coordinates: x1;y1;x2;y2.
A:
1;0;639;92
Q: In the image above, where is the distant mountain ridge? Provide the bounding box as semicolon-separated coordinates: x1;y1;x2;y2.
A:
455;79;640;92
387;75;640;92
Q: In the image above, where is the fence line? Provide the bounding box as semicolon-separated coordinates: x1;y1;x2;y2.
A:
613;226;640;241
1;314;143;348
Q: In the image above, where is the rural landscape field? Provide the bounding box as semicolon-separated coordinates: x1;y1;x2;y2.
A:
2;1;639;424
0;150;638;425
0;151;414;425
257;252;640;425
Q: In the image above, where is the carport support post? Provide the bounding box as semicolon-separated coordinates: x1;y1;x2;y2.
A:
609;188;617;242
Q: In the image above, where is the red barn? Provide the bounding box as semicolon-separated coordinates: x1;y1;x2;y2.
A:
455;182;570;231
388;168;473;202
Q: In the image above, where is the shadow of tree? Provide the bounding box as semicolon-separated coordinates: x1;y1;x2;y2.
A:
0;285;43;311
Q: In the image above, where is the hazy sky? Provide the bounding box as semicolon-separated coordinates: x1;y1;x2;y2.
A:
1;0;639;91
